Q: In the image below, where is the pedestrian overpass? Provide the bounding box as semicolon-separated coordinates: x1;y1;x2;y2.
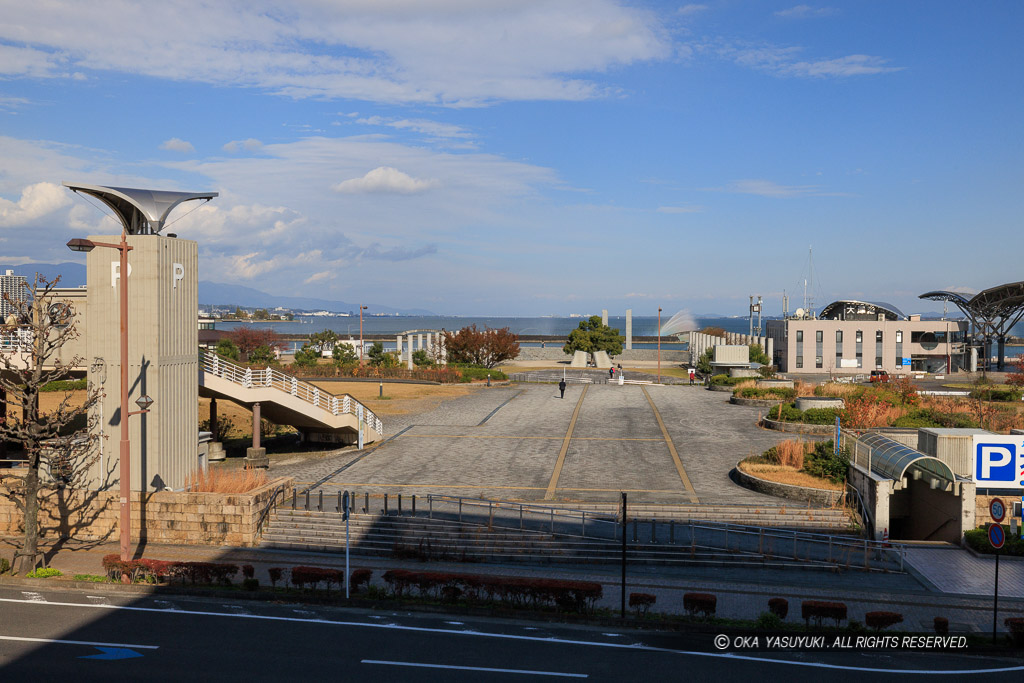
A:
198;350;383;446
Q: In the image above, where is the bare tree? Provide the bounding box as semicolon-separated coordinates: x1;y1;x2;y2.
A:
0;275;101;574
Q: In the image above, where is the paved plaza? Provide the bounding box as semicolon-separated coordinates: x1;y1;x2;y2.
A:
276;383;799;504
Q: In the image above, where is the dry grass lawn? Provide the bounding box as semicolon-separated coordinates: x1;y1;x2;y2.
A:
306;380;479;416
738;460;844;491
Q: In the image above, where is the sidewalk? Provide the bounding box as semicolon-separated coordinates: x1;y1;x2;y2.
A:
5;537;1023;634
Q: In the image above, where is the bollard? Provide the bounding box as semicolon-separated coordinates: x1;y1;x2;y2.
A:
670;520;675;544
384;493;389;516
337;490;343;513
292;490;296;510
651;519;656;544
520;505;524;530
459;498;463;523
304;490;310;511
551;508;555;533
398;494;403;517
581;511;586;538
429;495;433;520
489;502;493;528
318;490;323;512
632;519;638;543
364;491;369;514
412;495;416;517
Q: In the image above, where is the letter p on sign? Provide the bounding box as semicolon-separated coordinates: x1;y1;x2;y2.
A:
173;263;184;289
976;443;1014;482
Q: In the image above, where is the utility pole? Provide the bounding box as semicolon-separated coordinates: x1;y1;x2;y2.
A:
359;305;368;362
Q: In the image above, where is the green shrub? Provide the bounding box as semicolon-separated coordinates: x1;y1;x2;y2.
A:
801;408;842;425
803;441;849;483
711;374;750;386
755;611;783;630
893;408;979;429
0;557;9;574
41;378;87;392
865;611;903;631
964;525;1024;556
242;578;260;591
26;567;63;578
449;364;507;382
72;574;108;582
736;387;796;401
969;386;1022;402
770;403;804;422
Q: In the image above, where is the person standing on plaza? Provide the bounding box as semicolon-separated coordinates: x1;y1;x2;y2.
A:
558;378;566;398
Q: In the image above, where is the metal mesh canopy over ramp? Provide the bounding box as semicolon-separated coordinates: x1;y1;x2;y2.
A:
856;432;955;484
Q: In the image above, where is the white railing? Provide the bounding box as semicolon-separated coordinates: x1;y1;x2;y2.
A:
200;350;383;435
0;329;33;351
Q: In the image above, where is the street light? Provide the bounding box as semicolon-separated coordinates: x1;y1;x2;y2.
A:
67;233;152;580
359;305;368;362
657;307;662;384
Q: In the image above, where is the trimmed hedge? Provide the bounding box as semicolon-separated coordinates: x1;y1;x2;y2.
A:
41;378;88;392
711;374;751;386
768;597;789;620
801;600;847;627
736;387;796;401
1005;618;1024;647
381;569;601;614
629;592;657;616
865;611;903;631
448;364;509;382
933;617;949;635
683;592;717;618
964;525;1024;556
969;386;1022;402
102;555;238;585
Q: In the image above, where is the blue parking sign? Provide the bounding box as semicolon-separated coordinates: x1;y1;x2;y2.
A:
973;436;1024;489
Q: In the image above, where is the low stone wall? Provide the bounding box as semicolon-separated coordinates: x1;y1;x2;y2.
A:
795;396;845;411
730;396;784;407
707;385;734;393
733;462;846;506
760;418;835;435
0;477;293;548
757;379;794;389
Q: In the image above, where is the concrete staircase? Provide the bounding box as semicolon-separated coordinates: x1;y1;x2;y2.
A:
259;505;881;571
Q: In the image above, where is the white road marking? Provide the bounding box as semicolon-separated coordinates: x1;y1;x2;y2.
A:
20;592;45;602
362;659;587;678
1;597;1022;675
444;621;464;625
0;635;157;650
87;596;110;605
223;604;249;614
153;600;178;611
292;609;315;617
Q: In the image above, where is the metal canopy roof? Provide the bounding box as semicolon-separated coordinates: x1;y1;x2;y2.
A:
63;182;217;235
920;280;1024;369
819;299;905;321
858;432;955;483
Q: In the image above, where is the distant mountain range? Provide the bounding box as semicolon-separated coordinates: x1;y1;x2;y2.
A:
1;263;434;315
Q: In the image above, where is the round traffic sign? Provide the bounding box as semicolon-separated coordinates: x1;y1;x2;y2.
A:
988;523;1005;550
990;498;1006;523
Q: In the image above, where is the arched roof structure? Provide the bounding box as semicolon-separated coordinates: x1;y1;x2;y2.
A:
920;281;1024;370
819;299;904;321
857;433;955;483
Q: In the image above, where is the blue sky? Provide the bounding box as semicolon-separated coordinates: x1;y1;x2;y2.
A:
0;1;1021;316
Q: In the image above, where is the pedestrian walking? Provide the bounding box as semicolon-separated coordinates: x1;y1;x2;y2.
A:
558;379;566;398
609;367;614;379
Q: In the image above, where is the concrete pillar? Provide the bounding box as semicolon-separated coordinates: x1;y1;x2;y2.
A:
625;309;632;350
602;309;608;326
209;397;217;437
245;402;268;468
766;337;774;363
407;334;414;369
418;333;423;351
426;332;432;356
396;335;403;361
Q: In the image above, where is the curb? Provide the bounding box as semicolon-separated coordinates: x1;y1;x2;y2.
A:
760;418;835;435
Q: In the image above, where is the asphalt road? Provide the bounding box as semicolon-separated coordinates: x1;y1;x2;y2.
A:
1;586;1022;681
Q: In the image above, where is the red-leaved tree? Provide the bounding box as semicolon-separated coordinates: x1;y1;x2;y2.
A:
443;325;520;369
226;327;283;362
1007;355;1024;387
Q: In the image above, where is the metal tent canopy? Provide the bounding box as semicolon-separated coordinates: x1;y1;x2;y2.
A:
63;182;217;235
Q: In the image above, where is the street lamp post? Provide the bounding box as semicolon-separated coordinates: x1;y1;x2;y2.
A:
657;307;662;384
359;305;368;362
67;234;151;579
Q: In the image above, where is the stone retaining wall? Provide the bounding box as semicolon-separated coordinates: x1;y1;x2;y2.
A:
760;418;835;435
0;477;293;547
730;396;784;407
732;462;846;506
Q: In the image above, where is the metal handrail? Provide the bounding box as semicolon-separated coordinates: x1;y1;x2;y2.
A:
200;349;383;434
255;483;289;539
845;481;875;539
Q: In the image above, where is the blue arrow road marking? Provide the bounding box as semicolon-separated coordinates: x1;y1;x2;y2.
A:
80;646;144;660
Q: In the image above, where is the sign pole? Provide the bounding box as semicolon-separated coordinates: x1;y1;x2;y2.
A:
993;548;999;645
343;490;350;599
620;492;627;619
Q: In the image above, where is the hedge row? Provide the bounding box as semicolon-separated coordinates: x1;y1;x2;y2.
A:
801;600;847;627
381;569;602;613
102;555;239;585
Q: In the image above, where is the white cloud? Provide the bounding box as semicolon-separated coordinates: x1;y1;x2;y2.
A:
775;5;838;19
0;1;671;106
718;42;902;79
707;179;851;198
354;116;472;141
304;271;334;284
677;5;709;16
222;138;264;153
0;182;72;227
657;205;703;214
333;166;438;194
160;137;195;153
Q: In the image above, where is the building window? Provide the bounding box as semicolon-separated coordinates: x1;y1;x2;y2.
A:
856;331;862;343
816;330;823;343
815;356;823;368
876;356;883;369
796;330;803;343
876;331;883;342
855;330;863;368
796;355;803;369
836;330;843;343
895;331;902;343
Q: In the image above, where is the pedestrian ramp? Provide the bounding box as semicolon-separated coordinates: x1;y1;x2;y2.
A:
198;350;383;444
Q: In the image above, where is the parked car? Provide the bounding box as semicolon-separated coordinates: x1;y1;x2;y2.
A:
869;370;890;383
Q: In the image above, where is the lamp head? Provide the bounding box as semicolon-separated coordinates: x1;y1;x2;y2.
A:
66;238;96;253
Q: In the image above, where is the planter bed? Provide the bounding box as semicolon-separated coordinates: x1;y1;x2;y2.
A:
732;461;845;507
760;418;835;435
